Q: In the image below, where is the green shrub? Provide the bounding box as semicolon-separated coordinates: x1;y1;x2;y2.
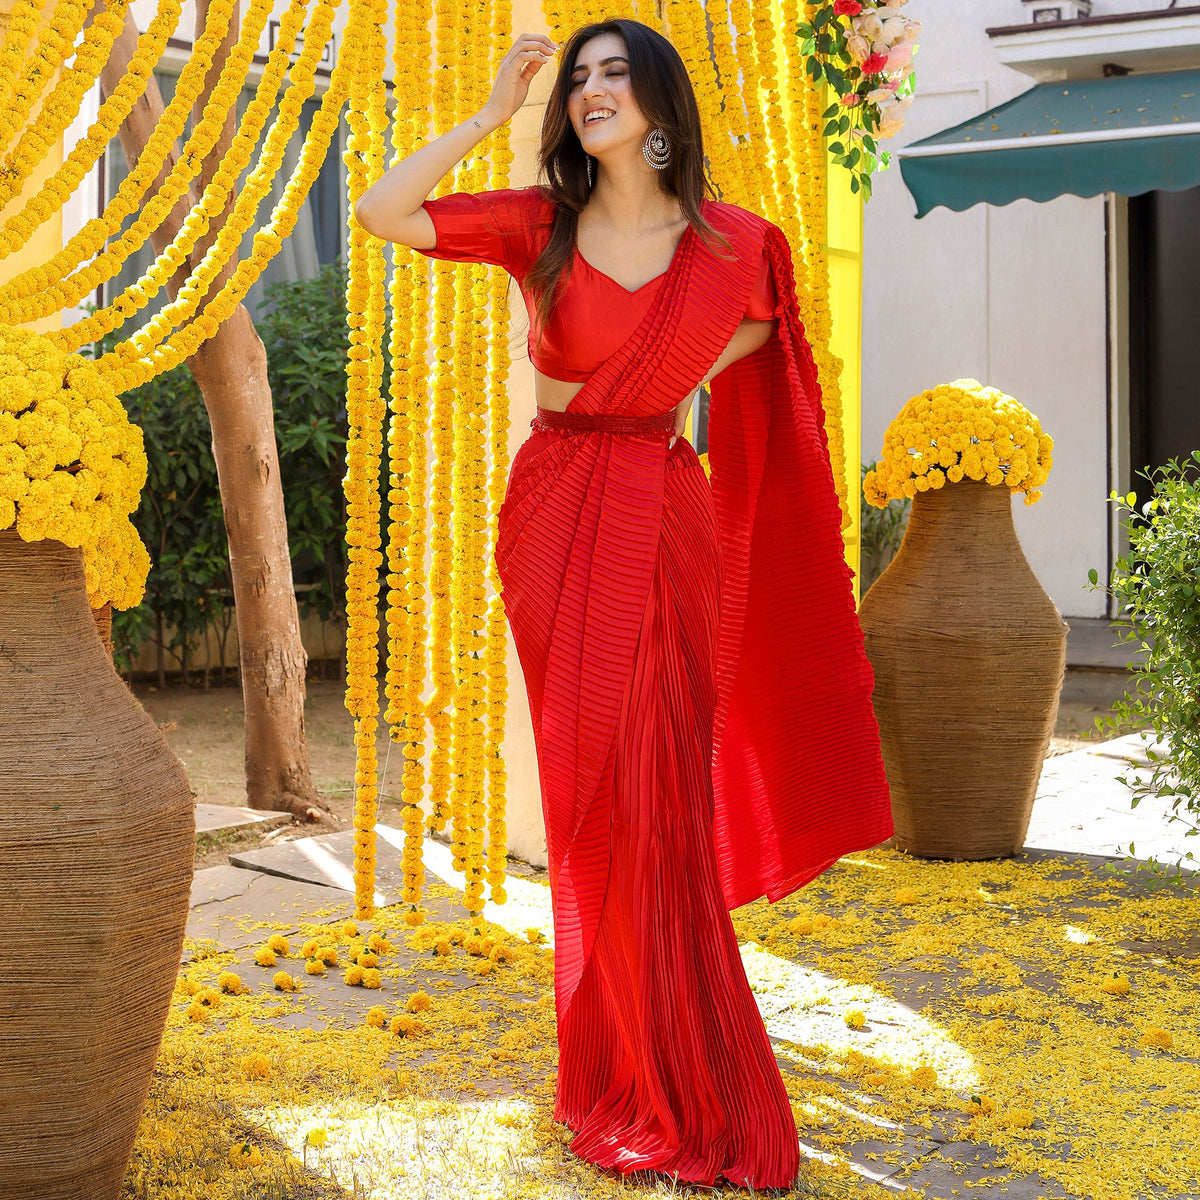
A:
859;460;910;594
258;262;358;676
111;360;231;684
98;261;374;683
1087;452;1200;882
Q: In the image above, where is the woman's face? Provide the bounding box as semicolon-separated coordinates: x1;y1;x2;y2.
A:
567;33;651;160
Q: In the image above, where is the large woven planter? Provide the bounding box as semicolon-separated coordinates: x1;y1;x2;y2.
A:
858;480;1067;859
0;529;194;1199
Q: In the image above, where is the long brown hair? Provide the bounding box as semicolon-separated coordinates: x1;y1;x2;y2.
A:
525;18;729;333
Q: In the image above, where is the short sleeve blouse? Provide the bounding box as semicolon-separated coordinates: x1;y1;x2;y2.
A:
418;188;778;382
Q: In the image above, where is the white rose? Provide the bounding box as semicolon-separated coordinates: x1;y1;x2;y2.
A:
877;92;913;138
880;15;909;45
853;12;884;40
865;86;894;105
846;32;871;63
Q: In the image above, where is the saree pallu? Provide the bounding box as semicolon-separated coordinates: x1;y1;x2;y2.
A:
495;203;893;1188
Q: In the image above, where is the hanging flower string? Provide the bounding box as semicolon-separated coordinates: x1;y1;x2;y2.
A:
798;0;920;198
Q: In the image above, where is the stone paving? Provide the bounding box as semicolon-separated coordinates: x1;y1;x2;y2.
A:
182;729;1198;1198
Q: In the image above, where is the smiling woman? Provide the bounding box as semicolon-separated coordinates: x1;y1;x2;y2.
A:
354;16;892;1191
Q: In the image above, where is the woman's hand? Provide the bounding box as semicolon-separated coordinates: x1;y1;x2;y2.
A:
481;33;558;125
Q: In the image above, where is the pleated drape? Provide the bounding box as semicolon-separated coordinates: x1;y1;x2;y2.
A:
495;201;891;1188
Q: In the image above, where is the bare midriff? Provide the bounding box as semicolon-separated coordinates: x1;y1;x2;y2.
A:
534;367;695;437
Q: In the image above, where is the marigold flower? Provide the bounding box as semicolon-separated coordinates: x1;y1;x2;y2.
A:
1140;1027;1173;1050
787;916;814;936
435;939;453;956
342;921;359;938
301;939;318;959
318;946;339;966
489;945;511;964
361;968;382;989
177;978;199;996
344;965;365;986
196;987;221;1008
391;1012;423;1037
243;1053;271;1080
356;951;379;968
1100;973;1131;996
305;1128;328;1149
964;1094;994;1115
366;1006;387;1028
525;928;546;944
862;1071;888;1087
186;1002;208;1024
844;1009;866;1029
894;888;919;904
217;971;242;995
406;990;431;1013
254;946;276;967
267;934;290;956
403;908;424;927
304;958;326;976
909;1065;938;1088
272;971;298;992
367;933;392;954
229;1141;262;1168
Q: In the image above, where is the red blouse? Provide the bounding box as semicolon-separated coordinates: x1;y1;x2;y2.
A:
418;188;778;383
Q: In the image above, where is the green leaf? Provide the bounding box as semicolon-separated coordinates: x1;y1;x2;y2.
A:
1088;568;1099;585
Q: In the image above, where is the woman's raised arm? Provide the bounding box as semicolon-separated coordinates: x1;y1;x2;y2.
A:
355;32;558;247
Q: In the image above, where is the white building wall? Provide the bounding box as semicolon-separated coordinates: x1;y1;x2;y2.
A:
863;0;1122;618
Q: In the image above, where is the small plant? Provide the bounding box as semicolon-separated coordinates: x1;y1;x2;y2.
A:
1087;453;1200;883
859;460;909;593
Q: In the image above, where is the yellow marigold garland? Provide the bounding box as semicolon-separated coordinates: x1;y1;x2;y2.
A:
483;0;513;908
0;0;132;212
424;0;460;838
0;0;183;267
0;325;149;609
384;0;435;928
1;0;283;329
0;0;43;126
343;0;390;919
93;0;345;390
69;0;321;358
863;379;1054;507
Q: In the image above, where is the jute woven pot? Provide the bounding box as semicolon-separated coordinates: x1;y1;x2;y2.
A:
0;529;194;1199
858;480;1067;859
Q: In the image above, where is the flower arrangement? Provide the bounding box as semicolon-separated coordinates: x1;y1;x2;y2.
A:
0;325;149;609
864;379;1054;508
798;0;920;197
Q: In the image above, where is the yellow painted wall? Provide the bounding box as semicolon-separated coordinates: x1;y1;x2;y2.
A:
825;142;865;607
0;0;63;334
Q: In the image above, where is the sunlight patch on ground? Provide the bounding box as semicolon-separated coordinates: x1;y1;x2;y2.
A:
740;942;982;1092
377;828;557;947
259;1096;538;1200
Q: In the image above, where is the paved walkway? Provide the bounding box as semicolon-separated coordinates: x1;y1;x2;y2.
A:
186;728;1195;1198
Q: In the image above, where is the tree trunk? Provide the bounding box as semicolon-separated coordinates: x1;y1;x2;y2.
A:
99;6;325;816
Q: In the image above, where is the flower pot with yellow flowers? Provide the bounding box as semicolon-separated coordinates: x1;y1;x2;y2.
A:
0;325;194;1200
859;379;1066;860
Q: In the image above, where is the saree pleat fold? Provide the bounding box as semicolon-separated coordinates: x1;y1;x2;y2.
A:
494;201;893;1188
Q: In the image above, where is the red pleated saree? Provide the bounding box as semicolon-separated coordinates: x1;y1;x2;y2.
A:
419;190;893;1189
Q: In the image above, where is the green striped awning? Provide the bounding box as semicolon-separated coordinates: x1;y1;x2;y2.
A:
899;69;1200;218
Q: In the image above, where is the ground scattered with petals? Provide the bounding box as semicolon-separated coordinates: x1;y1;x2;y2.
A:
124;852;1200;1199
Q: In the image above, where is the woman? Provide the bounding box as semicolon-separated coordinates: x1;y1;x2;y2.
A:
357;18;893;1190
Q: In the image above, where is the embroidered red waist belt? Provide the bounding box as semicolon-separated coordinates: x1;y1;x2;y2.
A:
532;407;677;437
